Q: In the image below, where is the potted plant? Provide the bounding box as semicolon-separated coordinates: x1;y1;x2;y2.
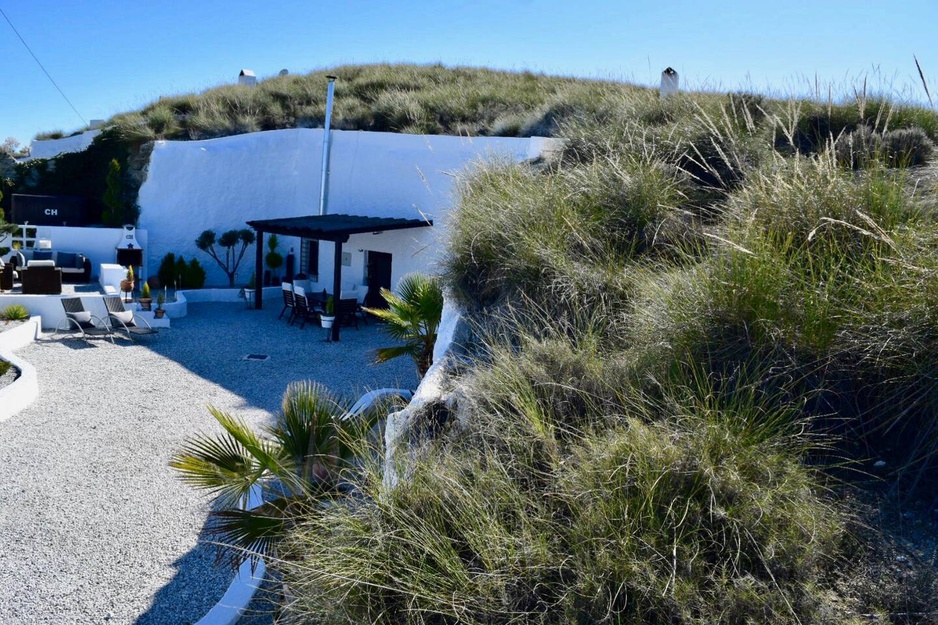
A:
154;288;166;318
120;265;135;295
320;296;335;329
139;281;153;311
265;234;283;285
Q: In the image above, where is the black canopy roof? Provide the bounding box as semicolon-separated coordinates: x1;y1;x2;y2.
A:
246;214;432;242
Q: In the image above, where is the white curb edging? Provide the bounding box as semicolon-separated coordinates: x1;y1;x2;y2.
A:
195;485;266;625
0;316;42;423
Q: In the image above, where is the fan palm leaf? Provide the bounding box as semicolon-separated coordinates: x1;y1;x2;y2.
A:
363;273;444;377
172;382;372;561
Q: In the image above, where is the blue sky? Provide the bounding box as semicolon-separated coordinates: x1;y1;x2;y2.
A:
2;0;937;146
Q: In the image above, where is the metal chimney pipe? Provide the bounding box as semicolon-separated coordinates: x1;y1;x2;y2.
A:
319;76;337;216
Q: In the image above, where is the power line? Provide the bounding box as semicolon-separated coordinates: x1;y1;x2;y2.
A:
0;6;87;127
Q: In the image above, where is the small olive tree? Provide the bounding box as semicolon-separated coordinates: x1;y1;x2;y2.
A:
195;229;256;287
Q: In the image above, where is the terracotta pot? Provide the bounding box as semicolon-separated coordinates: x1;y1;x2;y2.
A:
154;309;165;319
139;298;152;311
120;279;134;293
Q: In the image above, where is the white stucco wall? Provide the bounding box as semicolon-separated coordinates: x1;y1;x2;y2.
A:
28;130;101;160
137;129;550;288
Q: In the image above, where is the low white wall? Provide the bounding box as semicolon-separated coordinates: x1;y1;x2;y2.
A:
0;294;109;330
138;129;550;287
28;130;101;160
0;316;41;423
179;285;280;304
0;226;149;282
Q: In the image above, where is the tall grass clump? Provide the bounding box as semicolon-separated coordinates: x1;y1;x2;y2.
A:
278;322;848;624
445;154;683;312
628;152;938;486
103;64;639;141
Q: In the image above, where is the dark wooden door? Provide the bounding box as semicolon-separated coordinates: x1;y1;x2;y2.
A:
365;251;392;308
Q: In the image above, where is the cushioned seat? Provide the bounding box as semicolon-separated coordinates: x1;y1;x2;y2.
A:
55;297;113;342
21;262;62;295
104;296;157;339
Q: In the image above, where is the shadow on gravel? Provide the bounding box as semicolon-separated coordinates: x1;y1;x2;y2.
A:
50;337;105;350
129;302;416;622
140;302;417;415
134;517;236;625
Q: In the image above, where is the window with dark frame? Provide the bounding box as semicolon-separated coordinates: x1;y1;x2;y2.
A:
302;239;319;280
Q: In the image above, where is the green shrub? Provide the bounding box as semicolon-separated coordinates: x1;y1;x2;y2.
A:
157;252;177;288
265;233;283;274
165;255;205;288
33;130;65;141
186;257;206;288
883;126;934;167
627;156;938;485
174;256;188;288
0;304;29;321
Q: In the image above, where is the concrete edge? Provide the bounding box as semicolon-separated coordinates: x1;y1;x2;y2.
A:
179;286;281;306
194;485;266;625
0;316;41;424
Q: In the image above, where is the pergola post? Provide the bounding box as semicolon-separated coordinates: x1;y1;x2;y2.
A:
331;236;347;342
254;229;264;309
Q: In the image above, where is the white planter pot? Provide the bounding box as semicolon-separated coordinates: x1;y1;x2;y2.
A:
321;316;335;329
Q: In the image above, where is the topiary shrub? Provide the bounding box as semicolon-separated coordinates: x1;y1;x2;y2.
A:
157;253;177;288
174;255;188;288
186;258;206;288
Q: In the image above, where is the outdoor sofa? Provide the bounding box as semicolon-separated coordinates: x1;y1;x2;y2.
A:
25;249;92;283
19;260;63;295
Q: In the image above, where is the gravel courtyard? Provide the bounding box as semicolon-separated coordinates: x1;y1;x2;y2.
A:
0;301;418;625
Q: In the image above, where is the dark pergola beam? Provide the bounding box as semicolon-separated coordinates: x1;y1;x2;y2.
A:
331;237;345;341
254;229;264;309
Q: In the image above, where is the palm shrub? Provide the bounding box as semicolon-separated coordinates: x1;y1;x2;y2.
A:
157;252;177;288
363;273;444;378
0;304;29;321
170;381;370;563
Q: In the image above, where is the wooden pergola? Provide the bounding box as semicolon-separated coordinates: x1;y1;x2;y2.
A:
246;214;432;341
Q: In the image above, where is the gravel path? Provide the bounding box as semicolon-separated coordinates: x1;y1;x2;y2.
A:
0;302;417;624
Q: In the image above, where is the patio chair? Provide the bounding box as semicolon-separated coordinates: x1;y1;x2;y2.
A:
104;296;158;339
336;297;361;330
0;260;17;291
291;285;320;329
21;260;63;295
279;282;296;322
54;297;114;343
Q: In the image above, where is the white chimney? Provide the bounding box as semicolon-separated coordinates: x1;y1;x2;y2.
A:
660;67;679;99
239;69;257;87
